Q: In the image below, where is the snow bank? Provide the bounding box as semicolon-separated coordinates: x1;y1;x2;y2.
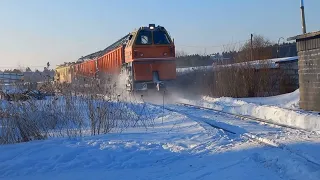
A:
176;66;212;75
181;89;320;131
175;57;298;75
213;56;298;70
239;89;300;109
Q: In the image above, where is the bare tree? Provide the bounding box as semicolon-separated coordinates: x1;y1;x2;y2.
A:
236;34;273;62
25;67;32;72
175;50;188;57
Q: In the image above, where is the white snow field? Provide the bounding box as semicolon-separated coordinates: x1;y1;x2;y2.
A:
0;90;320;180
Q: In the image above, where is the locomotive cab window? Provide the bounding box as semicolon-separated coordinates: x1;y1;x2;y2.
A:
153;30;171;45
135;30;152;45
127;33;135;47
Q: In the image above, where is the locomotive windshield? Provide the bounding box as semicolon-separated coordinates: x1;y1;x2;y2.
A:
135;30;152;45
153;30;171;45
135;28;172;45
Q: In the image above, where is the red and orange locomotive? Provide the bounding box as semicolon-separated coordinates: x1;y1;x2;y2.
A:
55;24;176;91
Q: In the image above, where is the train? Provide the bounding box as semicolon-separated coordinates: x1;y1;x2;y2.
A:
54;24;176;92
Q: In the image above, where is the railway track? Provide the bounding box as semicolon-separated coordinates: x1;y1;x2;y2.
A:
158;102;320;168
176;102;315;132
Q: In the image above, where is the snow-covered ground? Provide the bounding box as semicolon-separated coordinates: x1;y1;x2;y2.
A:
0;90;320;180
181;89;320;132
237;89;300;109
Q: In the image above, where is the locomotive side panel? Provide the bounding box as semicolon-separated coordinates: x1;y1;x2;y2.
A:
81;60;96;77
97;46;124;74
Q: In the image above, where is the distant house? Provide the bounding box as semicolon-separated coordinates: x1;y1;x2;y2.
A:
0;72;24;84
210;54;233;66
23;70;55;83
212;56;299;97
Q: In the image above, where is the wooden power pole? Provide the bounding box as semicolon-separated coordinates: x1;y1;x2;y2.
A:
251;34;253;61
300;0;307;34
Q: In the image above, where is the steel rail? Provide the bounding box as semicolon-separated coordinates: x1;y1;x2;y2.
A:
177;102;314;132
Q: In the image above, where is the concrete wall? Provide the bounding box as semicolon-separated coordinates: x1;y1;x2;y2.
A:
277;60;299;94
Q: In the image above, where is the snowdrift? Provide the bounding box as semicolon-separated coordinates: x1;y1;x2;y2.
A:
181;89;320;131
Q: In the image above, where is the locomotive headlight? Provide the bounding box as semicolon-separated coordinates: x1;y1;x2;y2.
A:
149;24;155;29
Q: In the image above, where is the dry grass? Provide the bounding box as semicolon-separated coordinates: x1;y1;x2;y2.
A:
174;67;214;96
211;61;282;97
0;77;157;145
174;35;293;98
174;61;287;98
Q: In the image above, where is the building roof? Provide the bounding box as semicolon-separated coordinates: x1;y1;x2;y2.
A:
213;56;298;70
287;30;320;41
274;56;298;63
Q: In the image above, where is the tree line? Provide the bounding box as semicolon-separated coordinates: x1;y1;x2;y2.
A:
176;35;297;67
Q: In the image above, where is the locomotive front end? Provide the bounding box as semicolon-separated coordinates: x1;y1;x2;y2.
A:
123;24;176;92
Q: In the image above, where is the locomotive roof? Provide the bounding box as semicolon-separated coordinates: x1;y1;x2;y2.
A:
77;33;130;62
77;24;167;62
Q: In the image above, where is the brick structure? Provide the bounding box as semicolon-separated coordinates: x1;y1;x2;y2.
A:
288;31;320;111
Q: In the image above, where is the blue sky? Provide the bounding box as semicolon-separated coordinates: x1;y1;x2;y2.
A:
0;0;319;70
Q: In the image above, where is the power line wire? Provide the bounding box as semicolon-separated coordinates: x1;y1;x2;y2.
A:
0;66;45;68
175;40;248;48
175;34;296;49
176;39;295;50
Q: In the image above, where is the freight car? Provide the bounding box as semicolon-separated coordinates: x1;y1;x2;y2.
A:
55;24;176;92
54;63;72;83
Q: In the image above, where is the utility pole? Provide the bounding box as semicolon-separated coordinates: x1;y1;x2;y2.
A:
250;34;253;61
277;37;285;58
300;0;307;34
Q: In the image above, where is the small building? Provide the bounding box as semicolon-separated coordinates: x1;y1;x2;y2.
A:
0;72;24;84
288;31;320;112
210;56;299;97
